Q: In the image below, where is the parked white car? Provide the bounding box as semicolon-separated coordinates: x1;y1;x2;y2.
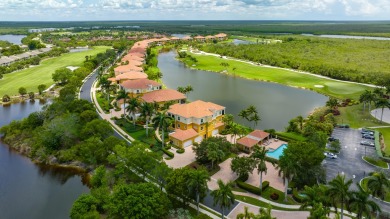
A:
324;152;337;159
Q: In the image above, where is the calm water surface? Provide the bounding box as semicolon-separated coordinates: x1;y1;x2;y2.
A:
232;39;252;45
0;101;89;219
302;33;390;41
0;35;27;44
159;51;328;131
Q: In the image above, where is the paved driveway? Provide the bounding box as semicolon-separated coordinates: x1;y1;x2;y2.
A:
165;145;196;169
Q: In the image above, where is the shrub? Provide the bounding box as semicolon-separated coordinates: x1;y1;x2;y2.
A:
292;188;304;203
236;180;269;195
270;193;279;200
176;148;185;154
162;148;174;158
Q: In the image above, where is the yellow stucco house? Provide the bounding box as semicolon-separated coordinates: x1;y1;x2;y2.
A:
167;100;225;148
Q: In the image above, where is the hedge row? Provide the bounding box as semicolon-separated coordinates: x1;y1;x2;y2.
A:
236;179;269;195
292;188;304;203
162;148;174;158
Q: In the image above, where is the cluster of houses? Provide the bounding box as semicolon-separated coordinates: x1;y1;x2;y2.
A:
111;33;268;148
0;47;52;66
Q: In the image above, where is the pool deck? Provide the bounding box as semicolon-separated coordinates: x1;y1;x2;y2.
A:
264;138;287;151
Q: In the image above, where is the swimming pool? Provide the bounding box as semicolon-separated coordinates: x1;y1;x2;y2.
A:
266;144;288;160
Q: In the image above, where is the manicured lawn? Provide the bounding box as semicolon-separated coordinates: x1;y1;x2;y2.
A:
261;186;296;205
182;50;372;100
235;195;299;211
336;104;385;128
115;119;158;146
0;46;110;97
361;177;390;202
363;156;389;169
373;128;390;156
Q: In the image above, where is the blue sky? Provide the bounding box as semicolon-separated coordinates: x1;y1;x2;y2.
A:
1;0;390;21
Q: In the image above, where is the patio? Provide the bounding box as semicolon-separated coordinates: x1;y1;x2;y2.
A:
164;145;197;169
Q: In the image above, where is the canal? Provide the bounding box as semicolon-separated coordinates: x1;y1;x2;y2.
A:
159;51;328;130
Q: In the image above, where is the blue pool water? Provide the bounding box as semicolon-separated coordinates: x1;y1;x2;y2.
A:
266;144;288;160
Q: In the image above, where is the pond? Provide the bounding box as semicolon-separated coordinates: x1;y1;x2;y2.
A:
232;39;252;45
159;51;328;131
171;34;189;39
301;33;390;41
69;48;91;53
0;34;27;45
0;101;89;219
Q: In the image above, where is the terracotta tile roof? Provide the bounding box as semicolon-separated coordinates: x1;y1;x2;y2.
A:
168;100;225;118
248;130;270;140
121;78;161;89
142;89;186;103
114;64;143;74
215;33;227;38
194;35;205;39
169;129;198;141
115;72;148;81
237;137;259;148
122;55;144;62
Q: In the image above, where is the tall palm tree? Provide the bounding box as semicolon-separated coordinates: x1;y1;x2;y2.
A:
327;174;353;219
187;168;210;215
367;171;390;201
250;113;261;129
152;110;173;148
277;159;297;202
211;179;235;219
296;115;304;132
366;91;376;112
185;84;194;99
349;183;381;219
300;185;331;214
375;98;390;123
139;102;155;137
359;90;369;111
116;89;128;116
236;206;255;219
99;76;112;101
126;97;140;126
251;146;271;191
373;87;384;99
207;147;224;169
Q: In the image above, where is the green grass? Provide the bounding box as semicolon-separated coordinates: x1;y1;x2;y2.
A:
0;46;110;97
361;177;390;202
235;195;299;211
374;128;390;156
363;156;389;168
96;92;114;113
276;132;307;142
336;104;386;128
261;186;296;205
182;50;372;100
115;119;158;145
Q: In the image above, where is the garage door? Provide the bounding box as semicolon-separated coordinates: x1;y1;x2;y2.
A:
183;140;193;147
195;136;203;143
212;129;219;136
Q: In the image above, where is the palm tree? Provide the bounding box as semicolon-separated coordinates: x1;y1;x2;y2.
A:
230;123;241;144
375;98;390;123
367;171;390;201
327;174;353;219
116;89;128;116
349;183;381;219
207;146;225;169
177;86;186;94
277;159;297;202
300;185;331;215
373;87;384;99
185;84;193;99
359;90;369;111
99;76;112;101
236;206;254;219
187;168;210;215
126;97;140;126
254;204;275;219
139;102;155;137
296;115;304;132
250;113;261;129
211;179;235;219
366;91;376;112
152;110;173;148
251;146;270;192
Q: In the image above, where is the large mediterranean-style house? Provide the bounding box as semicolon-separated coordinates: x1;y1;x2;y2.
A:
167;100;225;148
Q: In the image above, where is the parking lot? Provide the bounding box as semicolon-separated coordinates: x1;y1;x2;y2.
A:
323;128;378;186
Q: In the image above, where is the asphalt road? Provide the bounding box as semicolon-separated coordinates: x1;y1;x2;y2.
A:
324;128;390;213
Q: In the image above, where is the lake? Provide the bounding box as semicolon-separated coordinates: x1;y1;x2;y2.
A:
302;33;390;41
232;39;252;45
0;34;27;45
159;51;328;131
0;101;89;219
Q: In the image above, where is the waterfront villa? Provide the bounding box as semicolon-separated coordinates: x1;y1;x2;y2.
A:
194;36;206;42
141;89;186;106
215;33;228;40
167;100;225;147
109;71;148;84
237;130;270;153
120;78;162;97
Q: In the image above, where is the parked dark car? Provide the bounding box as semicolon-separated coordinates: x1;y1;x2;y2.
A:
362;134;375;140
328;137;339;142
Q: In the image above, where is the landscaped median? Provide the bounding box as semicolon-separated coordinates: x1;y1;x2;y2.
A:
362;156;389;169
